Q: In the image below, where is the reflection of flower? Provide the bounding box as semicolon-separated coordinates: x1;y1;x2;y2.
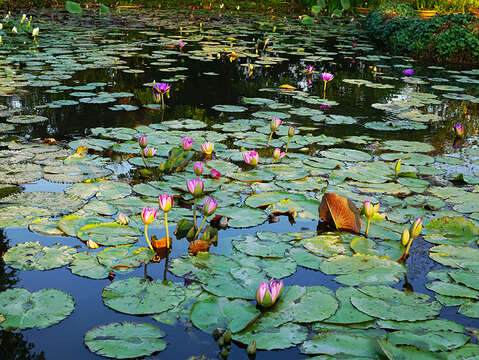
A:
303;65;314;75
454;123;464;137
403;68;414;76
210;169;221;179
158;194;173;213
187;178;204;197
194;161;203;176
201;142;214;155
181;136;194;150
256;278;284;308
243;150;259;166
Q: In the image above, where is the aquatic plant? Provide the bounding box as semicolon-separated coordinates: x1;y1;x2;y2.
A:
395;159;401;180
363;201;375;237
115;213;129;226
158;194;173;248
272;148;286;163
268;118;282;146
193;161;203;176
304;65;314;75
256;278;284;308
243;150;259;167
181;136;194;151
210;169;221;179
286;126;295;152
403;68;414;76
138;136;147;149
320;72;334;97
152;81;170;108
454;123;464;137
143;147;157;157
201;142;214;158
195;198;217;239
399;217;422;262
187;178;204;228
141;208;158;251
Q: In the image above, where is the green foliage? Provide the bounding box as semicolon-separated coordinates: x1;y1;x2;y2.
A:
378;1;417;17
65;1;83;14
365;11;479;65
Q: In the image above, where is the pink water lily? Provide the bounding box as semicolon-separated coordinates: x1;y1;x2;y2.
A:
143;147;157;157
158;194;173;213
153;82;171;94
288;126;295;138
210;169;221;179
270;117;282;132
178;41;185;48
194;161;204;176
186;178;204;197
181;136;194;151
256;278;284;308
138;136;147;149
202;197;217;216
141;208;158;225
320;72;334;82
243;150;259;166
403;68;414;76
273;148;286;161
201;142;214;155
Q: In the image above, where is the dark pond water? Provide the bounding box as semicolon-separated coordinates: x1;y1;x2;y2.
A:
1;7;479;360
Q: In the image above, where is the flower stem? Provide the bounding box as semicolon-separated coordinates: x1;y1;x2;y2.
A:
285;138;291;152
365;218;371;237
405;237;415;257
193;198;197;230
323;81;327;99
161;93;165;108
140;152;149;168
144;225;153;251
194;216;208;240
165;212;170;249
267;131;273;146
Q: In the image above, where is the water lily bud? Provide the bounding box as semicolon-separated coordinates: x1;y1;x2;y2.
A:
186;178;204;197
223;329;231;344
210;169;221;179
401;228;410;246
21;14;26;24
115;212;130;226
288;126;295;138
138;136;147;149
181;136;193;151
395;159;401;178
203;197;217;217
247;340;257;355
158;194;173;213
141;208;158;225
12;26;17;34
194;161;203;176
410;218;422;239
243;150;259;166
201;141;214;155
32;27;39;38
363;201;374;219
144;147;157;157
256;278;283;308
270;117;282;132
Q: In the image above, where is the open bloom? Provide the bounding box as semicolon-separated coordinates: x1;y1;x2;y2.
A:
187;178;204;197
158;194;173;213
243;150;259;166
194;161;203;176
270;118;282;132
273;148;286;161
178;41;185;48
454;123;464;137
153;82;171;94
403;68;414;76
321;72;334;82
210;169;221;179
141;208;158;225
201;142;214;155
181;136;194;150
256;278;284;308
144;147;157;157
203;198;217;216
139;136;147;149
304;65;314;75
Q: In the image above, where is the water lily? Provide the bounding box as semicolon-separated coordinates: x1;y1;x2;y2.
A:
181;136;194;151
210;169;221;179
321;72;334;97
186;178;204;197
286;126;295;151
32;27;39;39
256;278;284;308
194;161;203;176
352;41;358;47
410;217;422;239
141;208;158;251
194;198;217;239
395;159;401;180
201;142;214;156
152;81;170;108
21;14;26;24
403;68;414;76
401;228;410;246
159;194;173;248
268;118;282;146
115;212;130;226
178;41;185;49
143;147;157;157
454;123;464;137
400;218;422;261
363;201;374;237
304;65;314;75
243;150;259;166
139;136;147;149
272;148;286;163
12;26;17;34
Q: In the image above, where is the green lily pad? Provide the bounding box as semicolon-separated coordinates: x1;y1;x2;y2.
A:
84;322;167;359
3;242;77;271
387;330;469;352
233;322;308;350
320;148;372;162
245;191;307;208
0;288;74;330
190;296;260;333
216;206;267;228
426;281;479;299
212;104;248;112
324;287;374;324
77;223;141;246
429;245;479;271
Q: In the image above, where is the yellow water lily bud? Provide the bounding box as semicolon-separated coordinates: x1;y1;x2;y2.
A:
395;159;401;178
86;239;99;249
410;218;422;239
401;228;410;246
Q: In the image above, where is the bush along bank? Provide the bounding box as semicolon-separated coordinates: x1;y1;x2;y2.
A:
365;10;479;68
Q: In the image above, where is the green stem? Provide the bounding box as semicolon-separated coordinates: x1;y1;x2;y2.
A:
165;212;170;249
144;225;153;251
194;216;208;240
140;152;149;168
365;218;371;237
267;131;273;146
285;137;291;153
193;198;197;230
323;81;327;99
405;237;415;256
161;93;164;108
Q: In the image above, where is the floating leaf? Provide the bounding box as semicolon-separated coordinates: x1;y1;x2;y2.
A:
319;193;362;233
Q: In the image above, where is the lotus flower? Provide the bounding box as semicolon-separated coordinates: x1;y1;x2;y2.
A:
187;178;204;197
210;169;221;179
116;212;130;225
153;82;171;94
304;65;314;75
243;150;259;166
454;123;463;137
158;194;173;213
320;72;334;82
194;161;203;176
273;148;286;162
181;136;194;151
141;208;158;225
256;278;284;308
403;68;414;76
143;147;157;157
201;142;214;155
203;198;217;216
139;136;147;149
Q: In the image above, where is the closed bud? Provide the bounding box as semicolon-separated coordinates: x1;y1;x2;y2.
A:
223;329;231;344
410;218;422;239
401;228;410;246
247;340;257;355
395;159;401;178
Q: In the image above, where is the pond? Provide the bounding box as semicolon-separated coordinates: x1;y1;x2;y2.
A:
1;6;479;360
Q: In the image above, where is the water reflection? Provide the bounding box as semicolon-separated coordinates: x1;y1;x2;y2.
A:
0;331;45;360
0;230;19;292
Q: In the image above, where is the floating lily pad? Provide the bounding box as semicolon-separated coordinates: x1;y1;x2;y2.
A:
212;104;247;112
77;223;141;246
84;322;167;359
